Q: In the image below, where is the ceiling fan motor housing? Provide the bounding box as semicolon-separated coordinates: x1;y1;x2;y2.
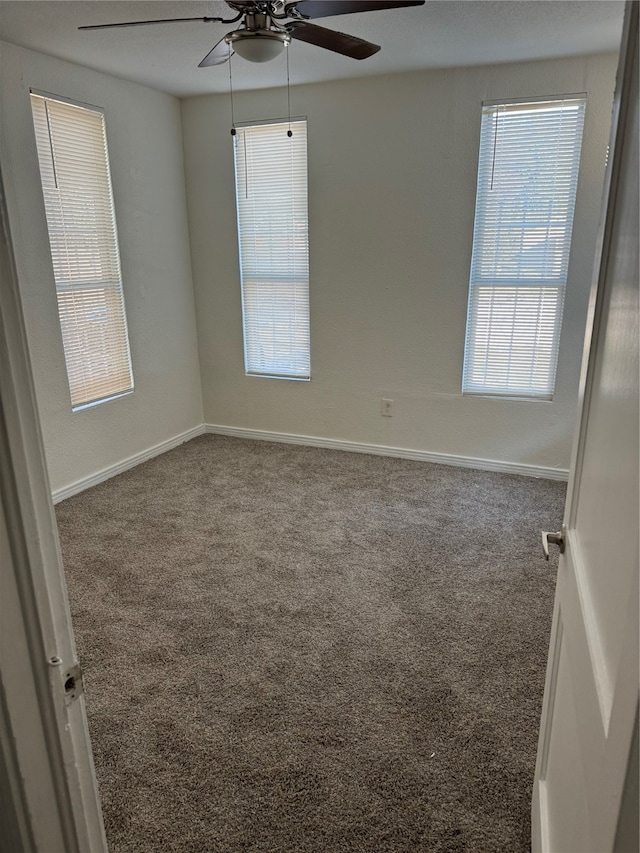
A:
225;12;291;62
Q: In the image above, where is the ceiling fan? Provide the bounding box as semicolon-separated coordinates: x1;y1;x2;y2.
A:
79;0;425;66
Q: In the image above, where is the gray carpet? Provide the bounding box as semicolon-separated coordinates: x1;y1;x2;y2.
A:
56;434;565;853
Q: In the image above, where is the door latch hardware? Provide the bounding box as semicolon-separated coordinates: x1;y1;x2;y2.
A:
63;663;84;705
542;528;566;560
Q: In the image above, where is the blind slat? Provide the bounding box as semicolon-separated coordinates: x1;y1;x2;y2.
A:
462;96;586;398
30;93;134;409
234;120;310;380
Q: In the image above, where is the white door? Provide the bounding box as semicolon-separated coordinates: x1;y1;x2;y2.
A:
0;165;107;847
531;5;639;852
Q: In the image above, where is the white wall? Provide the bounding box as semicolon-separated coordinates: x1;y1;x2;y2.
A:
0;41;203;494
182;53;617;473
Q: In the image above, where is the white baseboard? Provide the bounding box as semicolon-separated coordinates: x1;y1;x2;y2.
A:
51;424;206;504
205;423;569;481
51;422;568;503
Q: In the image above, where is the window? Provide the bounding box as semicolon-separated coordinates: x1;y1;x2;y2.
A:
233;119;310;380
30;92;133;410
462;95;586;399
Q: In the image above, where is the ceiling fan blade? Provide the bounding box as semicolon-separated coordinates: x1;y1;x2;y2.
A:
78;15;239;31
287;0;424;20
287;20;380;59
198;38;234;67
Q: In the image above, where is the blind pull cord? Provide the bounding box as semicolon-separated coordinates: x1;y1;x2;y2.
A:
489;105;502;191
44;100;59;189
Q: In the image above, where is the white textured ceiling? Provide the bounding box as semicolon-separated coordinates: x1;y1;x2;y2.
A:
0;1;625;97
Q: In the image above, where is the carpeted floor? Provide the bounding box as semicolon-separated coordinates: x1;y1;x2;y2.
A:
56;434;565;853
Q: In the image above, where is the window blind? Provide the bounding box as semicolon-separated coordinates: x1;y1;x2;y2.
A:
234;119;310;380
462;96;586;398
30;93;133;410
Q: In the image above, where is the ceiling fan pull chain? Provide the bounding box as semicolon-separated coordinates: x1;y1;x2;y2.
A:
229;45;237;136
286;46;293;137
244;130;249;200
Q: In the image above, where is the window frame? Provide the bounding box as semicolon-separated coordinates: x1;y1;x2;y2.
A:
30;89;134;411
233;116;311;382
462;93;587;401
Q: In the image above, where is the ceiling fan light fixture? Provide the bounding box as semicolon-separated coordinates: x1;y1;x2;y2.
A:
226;29;290;62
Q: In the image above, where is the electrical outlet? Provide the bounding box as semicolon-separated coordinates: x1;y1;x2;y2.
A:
381;398;393;417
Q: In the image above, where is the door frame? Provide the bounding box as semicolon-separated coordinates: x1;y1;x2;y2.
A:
564;0;637;521
0;165;107;850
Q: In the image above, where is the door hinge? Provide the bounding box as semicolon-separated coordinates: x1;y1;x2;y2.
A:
541;525;566;560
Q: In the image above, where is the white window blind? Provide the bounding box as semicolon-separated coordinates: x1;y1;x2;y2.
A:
234;119;310;380
462;96;586;398
30;92;133;410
